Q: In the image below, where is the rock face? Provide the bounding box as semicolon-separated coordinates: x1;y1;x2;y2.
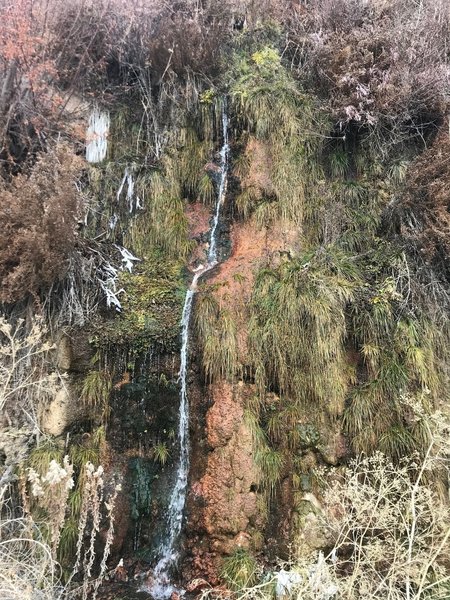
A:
186;381;263;582
40;386;87;437
40;332;93;436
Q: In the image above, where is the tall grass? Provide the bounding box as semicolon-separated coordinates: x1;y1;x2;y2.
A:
249;246;358;417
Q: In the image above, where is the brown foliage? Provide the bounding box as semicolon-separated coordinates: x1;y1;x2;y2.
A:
0;144;84;304
285;0;449;130
401;130;450;281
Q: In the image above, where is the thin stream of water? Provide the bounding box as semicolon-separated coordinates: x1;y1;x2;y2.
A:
148;104;229;599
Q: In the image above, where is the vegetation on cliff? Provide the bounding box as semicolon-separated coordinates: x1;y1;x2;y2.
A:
0;1;449;599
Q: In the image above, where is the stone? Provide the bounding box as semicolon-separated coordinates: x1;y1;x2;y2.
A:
55;334;73;370
187;382;262;573
40;386;88;436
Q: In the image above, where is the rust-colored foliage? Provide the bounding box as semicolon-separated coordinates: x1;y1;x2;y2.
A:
402;131;450;279
285;0;449;130
0;145;84;304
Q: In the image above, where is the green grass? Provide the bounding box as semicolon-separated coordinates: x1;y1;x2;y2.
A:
81;369;112;415
195;288;241;382
152;442;170;466
249;246;357;417
221;548;258;590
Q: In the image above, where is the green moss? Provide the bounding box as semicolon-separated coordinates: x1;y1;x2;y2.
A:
92;251;186;353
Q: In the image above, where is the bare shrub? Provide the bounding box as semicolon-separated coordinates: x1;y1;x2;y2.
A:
285;0;450;131
400;130;450;279
0;144;83;304
0;516;63;600
0;314;57;429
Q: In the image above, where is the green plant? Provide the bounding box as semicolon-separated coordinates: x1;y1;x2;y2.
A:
81;370;112;414
329;146;350;179
249;246;357;416
195;289;241;382
221;548;258;590
245;409;283;495
152;442;170;466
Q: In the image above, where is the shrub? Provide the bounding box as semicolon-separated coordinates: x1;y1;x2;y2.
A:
221;548;258;591
0;145;83;304
286;0;449;134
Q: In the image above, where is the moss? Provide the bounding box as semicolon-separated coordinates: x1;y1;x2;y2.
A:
92;251;186;353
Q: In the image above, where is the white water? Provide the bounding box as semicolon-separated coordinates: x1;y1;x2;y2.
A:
208;109;229;265
117;167;143;213
148;105;229;599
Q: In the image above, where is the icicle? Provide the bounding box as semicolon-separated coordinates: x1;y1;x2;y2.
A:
117;167;143;213
97;246;140;311
114;245;141;273
86;108;110;163
97;263;124;311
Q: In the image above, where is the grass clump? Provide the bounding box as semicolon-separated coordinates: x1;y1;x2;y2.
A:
249;246;358;417
344;300;444;458
221;548;258;590
229;45;326;226
194;287;241;382
81;368;112;418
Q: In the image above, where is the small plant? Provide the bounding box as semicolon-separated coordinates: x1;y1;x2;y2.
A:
199;88;216;105
152;442;170;466
81;369;112;415
221;548;258;590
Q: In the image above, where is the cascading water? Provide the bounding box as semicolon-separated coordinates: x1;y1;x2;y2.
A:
148;104;229;599
208;109;229;265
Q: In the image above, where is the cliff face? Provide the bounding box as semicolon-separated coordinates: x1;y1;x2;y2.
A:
1;1;450;597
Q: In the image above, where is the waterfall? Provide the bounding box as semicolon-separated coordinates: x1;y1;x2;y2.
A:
208;108;229;265
148;104;229;599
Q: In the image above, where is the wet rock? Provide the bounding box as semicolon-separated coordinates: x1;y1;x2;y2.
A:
206;385;243;447
187;382;262;576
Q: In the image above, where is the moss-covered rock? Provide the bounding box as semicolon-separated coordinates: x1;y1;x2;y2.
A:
91;252;186;354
